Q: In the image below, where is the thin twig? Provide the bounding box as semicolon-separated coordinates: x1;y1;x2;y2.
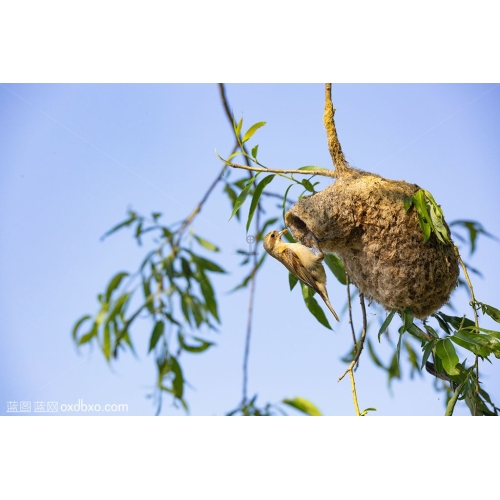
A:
173;84;239;245
242;207;260;404
456;247;480;411
220;158;336;178
338;293;368;382
324;83;348;173
349;370;361;416
218;83;233;130
346;274;357;349
218;83;261;407
175;168;225;245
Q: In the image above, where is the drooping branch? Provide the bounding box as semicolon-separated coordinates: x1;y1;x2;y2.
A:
346;274;357;350
339;293;368;416
455;247;480;409
324;83;349;173
338;293;368;382
241;208;260;405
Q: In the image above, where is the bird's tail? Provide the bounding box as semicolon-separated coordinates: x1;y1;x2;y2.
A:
321;293;340;322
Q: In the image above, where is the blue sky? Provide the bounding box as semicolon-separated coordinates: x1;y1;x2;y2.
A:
1;83;499;416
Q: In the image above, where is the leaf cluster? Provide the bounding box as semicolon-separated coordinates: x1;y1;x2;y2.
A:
73;210;224;413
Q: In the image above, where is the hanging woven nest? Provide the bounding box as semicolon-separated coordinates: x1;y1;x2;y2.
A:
285;169;459;318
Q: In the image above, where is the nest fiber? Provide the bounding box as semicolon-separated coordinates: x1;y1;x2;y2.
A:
285;170;459;318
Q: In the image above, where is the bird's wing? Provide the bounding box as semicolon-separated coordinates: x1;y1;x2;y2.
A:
280;247;321;293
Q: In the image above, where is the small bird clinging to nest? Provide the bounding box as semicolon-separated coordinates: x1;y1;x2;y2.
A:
263;228;339;322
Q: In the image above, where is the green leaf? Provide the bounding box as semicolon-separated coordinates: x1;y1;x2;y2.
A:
406;324;429;342
450;220;496;255
424;190;449;243
402;308;414;332
227;151;243;162
445;376;469;416
251;145;259;158
301;179;315;192
432;313;452;335
135;220;143;245
297;166;328;171
105;272;129;303
194;235;220;252
242;122;266;143
323;254;346;285
180;294;192;326
103;322;111;362
78;324;97;346
149;320;165;352
163;312;181;327
190;296;205;327
101;212;137;240
157;357;171;380
107;292;132;323
224;184;240;219
378;310;396;342
301;284;332;330
246;174;275;233
72;315;92;341
170;356;184;399
412;190;432;243
403;196;413;212
480;303;500;324
235;117;243;137
450;331;490;358
396;330;405;364
461;325;500;338
142;279;155;314
178;333;215;353
282;397;322;416
229;174;260;221
181;257;192;279
289;272;299;291
190;253;226;273
198;272;219;321
387;350;402;385
424;324;439;339
455;328;500;357
437;312;475;331
421;340;436;369
435;339;460;376
366;339;387;370
282;183;295;226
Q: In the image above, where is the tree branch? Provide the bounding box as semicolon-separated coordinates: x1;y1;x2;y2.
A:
455;246;480;412
324;83;349;173
338;293;368;382
242;207;260;405
220;158;336;178
346;274;357;350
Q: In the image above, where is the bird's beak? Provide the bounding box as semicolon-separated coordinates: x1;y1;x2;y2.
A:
279;228;288;237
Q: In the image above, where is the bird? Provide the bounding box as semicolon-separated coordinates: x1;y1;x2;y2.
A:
263;228;340;321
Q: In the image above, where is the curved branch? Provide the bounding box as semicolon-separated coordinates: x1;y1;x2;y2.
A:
338;293;368;382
